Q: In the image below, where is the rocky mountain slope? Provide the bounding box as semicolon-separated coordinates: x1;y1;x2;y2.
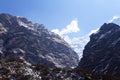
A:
0;13;79;68
78;23;120;77
1;13;120;79
0;58;119;80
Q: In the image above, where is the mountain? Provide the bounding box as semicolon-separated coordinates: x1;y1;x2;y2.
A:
1;13;120;79
1;58;119;80
0;13;79;68
109;17;120;25
78;23;120;77
68;36;89;59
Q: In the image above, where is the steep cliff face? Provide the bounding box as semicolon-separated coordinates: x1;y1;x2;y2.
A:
78;23;120;76
0;13;79;68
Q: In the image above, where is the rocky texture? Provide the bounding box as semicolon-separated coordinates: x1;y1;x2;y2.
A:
78;23;120;77
0;58;119;80
0;13;79;68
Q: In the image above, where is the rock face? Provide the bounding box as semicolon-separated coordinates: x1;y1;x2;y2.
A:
78;23;120;77
1;58;119;80
0;13;79;68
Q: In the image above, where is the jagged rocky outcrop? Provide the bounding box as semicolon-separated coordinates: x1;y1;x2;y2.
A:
1;58;119;80
0;13;79;68
78;23;120;77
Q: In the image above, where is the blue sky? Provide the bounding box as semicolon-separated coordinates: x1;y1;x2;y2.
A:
1;0;120;37
1;0;120;58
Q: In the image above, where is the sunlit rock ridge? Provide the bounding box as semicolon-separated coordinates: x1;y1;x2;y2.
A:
78;23;120;77
0;13;79;68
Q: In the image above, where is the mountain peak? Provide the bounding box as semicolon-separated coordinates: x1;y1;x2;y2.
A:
99;23;120;32
78;22;120;77
0;13;79;68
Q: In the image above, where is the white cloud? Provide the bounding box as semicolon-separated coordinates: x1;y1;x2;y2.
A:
51;19;99;59
63;28;99;59
108;16;120;26
88;28;99;35
62;35;89;59
63;35;72;44
51;29;60;35
52;19;80;36
109;16;120;23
